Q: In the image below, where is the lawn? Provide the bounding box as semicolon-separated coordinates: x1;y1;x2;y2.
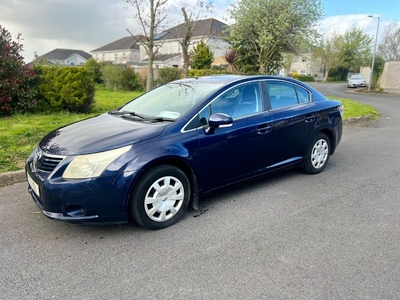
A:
0;88;378;174
0;87;141;173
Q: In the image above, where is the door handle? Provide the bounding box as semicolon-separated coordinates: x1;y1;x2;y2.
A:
257;124;272;134
305;115;315;123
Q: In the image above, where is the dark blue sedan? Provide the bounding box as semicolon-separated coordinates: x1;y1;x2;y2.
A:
26;75;343;229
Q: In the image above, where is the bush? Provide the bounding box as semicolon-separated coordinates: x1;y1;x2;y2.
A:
121;68;139;91
0;25;38;116
38;66;95;113
157;67;182;85
328;67;348;81
84;58;103;84
296;75;315;82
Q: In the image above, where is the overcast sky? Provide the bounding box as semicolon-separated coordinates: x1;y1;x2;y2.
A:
1;0;399;63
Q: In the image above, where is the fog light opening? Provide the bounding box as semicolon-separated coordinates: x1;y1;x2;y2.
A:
64;206;87;217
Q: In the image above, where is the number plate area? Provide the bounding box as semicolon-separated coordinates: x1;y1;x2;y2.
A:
27;173;40;197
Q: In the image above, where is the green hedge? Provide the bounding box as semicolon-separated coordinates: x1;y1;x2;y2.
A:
157;67;182;85
295;75;315;82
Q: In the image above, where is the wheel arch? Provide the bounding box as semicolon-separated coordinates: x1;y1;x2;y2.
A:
318;128;336;155
128;157;200;212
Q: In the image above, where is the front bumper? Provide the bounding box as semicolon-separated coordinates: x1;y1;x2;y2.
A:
26;160;138;225
348;82;366;87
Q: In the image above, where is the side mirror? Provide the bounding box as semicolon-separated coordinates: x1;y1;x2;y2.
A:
205;113;233;134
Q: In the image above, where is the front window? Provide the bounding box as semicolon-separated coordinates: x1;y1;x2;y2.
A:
120;80;224;120
210;82;262;119
187;82;262;129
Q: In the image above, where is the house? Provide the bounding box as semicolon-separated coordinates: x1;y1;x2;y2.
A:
91;35;144;64
91;18;231;69
279;52;323;78
148;18;230;68
30;48;92;66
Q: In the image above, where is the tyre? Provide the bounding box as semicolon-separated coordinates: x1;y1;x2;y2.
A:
129;165;190;229
304;133;331;174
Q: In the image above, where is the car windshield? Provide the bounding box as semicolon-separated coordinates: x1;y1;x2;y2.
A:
119;81;224;120
351;75;365;79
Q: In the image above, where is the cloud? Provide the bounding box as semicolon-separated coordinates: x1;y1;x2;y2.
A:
319;14;395;41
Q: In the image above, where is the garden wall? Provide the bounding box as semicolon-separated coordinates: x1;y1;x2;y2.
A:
378;61;400;94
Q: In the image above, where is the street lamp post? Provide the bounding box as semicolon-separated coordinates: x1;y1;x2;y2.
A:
368;15;380;90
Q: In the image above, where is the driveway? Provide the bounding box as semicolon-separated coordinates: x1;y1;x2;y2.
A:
1;83;399;300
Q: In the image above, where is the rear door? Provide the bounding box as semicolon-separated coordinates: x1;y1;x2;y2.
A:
264;80;316;167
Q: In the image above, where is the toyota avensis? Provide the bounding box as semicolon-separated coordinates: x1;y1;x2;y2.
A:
26;75;343;230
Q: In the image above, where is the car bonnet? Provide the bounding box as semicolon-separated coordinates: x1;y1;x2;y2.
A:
39;113;166;155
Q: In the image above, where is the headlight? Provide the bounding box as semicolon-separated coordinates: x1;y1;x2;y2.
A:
62;146;131;179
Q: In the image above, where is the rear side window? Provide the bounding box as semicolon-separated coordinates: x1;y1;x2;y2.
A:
266;81;311;109
295;85;311;103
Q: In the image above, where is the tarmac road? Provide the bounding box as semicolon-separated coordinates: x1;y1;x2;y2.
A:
1;83;399;300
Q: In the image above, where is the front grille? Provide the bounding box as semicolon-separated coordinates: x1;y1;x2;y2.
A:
35;149;66;172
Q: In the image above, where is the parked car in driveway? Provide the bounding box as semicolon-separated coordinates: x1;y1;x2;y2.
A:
348;74;367;88
26;75;343;229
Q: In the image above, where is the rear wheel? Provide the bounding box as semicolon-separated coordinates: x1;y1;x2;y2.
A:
304;133;330;174
130;165;190;229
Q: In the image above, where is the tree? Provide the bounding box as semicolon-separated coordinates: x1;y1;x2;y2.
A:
313;27;373;81
125;0;168;91
190;41;214;69
228;0;323;74
171;1;213;78
340;26;372;72
282;53;295;75
378;22;400;61
313;32;344;81
0;25;38;116
101;64;125;91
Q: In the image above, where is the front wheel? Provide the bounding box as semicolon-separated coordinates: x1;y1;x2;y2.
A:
129;165;190;230
304;133;331;174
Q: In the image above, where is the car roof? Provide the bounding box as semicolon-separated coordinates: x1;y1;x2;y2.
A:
173;75;307;86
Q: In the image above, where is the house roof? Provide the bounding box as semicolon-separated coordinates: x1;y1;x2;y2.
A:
34;48;92;61
153;53;181;62
157;18;229;41
92;36;144;52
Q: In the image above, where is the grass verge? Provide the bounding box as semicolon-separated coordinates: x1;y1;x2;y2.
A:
0;90;378;174
328;97;380;119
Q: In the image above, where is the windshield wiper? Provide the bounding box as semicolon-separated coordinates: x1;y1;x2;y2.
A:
149;117;176;122
109;110;176;122
109;110;147;119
